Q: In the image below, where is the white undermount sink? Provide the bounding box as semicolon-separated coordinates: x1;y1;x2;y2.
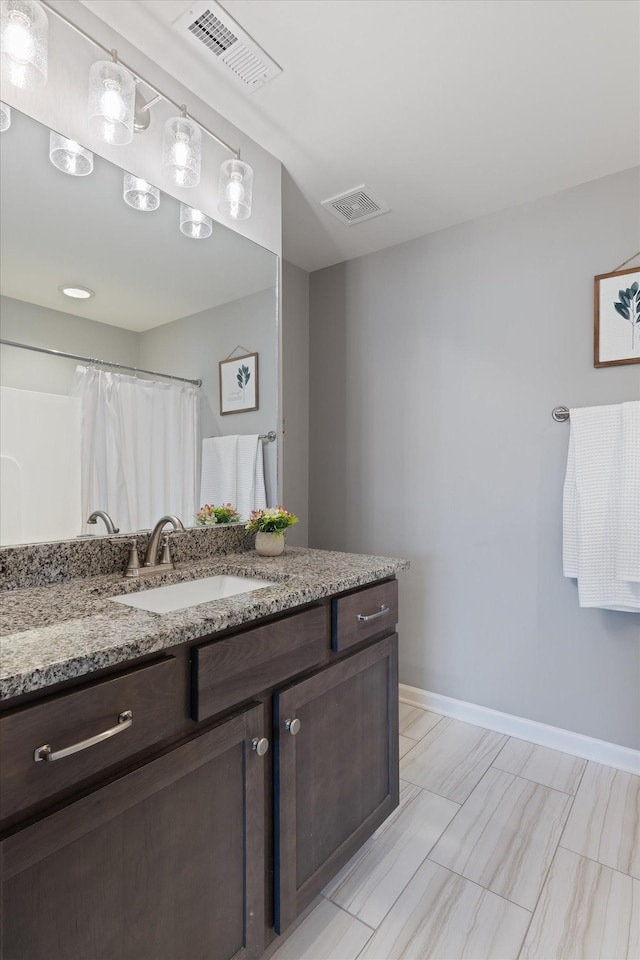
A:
109;575;278;614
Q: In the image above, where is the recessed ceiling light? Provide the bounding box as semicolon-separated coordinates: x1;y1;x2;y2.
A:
59;285;95;299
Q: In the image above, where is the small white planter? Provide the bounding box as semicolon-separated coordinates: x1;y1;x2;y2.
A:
255;531;285;557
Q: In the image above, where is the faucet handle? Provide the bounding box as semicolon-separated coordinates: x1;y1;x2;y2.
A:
125;542;142;578
159;535;173;565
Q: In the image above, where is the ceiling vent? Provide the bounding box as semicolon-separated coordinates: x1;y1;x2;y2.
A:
173;1;282;93
321;185;391;226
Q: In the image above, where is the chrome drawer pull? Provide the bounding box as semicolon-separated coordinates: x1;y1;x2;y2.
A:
356;604;390;623
33;710;133;762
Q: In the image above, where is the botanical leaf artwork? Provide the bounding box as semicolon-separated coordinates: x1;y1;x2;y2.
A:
237;363;251;401
614;281;640;350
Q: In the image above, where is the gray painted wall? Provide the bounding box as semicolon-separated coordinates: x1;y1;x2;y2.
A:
309;167;640;750
140;288;278;507
0;296;139;394
281;260;310;546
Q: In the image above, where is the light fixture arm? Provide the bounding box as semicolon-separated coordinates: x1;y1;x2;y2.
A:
39;0;241;160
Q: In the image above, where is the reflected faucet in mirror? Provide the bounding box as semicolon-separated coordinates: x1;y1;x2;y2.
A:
125;515;186;579
86;510;119;535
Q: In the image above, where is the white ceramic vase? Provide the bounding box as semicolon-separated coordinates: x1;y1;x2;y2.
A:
255;531;285;557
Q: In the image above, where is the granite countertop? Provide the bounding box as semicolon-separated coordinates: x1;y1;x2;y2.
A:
0;547;408;700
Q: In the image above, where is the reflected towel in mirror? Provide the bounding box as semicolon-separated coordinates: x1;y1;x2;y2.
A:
200;435;267;522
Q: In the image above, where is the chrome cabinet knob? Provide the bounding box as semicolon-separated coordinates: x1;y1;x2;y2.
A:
252;737;269;756
285;718;301;736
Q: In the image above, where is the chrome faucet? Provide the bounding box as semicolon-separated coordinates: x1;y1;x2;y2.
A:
124;515;186;579
87;510;119;534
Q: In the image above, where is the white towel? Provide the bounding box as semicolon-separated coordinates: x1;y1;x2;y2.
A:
616;401;640;582
199;435;267;521
563;403;640;612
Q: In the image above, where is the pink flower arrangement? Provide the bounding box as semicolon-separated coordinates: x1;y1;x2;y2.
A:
194;503;241;525
245;506;298;535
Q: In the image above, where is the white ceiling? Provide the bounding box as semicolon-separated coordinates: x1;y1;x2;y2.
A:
81;0;640;274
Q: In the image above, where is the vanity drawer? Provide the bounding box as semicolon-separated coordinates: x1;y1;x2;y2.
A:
332;579;398;651
192;604;329;722
0;657;181;822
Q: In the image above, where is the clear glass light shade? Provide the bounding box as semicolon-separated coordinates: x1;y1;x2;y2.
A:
49;131;93;176
161;116;201;188
123;172;160;212
0;0;48;88
88;59;135;145
0;101;10;131
179;204;212;239
218;158;253;220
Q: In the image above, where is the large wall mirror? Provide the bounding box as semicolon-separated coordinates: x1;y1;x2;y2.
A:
0;106;279;547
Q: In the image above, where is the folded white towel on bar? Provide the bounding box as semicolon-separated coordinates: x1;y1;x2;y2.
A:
563;402;640;612
617;401;640;582
200;435;267;521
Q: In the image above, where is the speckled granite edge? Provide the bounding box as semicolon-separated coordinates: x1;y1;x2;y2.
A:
0;548;410;699
0;525;253;591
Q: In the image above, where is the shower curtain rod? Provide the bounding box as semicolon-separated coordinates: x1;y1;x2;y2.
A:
0;338;202;387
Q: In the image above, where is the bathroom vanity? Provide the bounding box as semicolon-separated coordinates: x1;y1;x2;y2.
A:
0;543;406;960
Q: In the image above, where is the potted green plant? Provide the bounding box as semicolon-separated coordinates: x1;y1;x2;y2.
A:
194;503;242;525
245;506;298;556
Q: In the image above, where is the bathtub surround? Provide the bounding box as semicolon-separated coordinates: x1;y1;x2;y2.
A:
309;166;640;751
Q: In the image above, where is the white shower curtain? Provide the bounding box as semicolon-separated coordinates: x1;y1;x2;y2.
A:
72;366;199;533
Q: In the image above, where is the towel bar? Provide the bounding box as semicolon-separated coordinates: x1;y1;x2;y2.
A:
552;406;570;422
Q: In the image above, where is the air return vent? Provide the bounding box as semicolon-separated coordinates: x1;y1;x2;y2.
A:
173;1;282;92
321;186;391;226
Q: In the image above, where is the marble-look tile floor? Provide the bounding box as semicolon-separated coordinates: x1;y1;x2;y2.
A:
270;702;640;960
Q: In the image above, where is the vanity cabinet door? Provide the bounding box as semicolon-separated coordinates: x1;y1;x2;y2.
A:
273;635;399;933
1;704;266;960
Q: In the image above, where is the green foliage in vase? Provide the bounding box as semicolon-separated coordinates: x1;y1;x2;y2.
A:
614;281;640;349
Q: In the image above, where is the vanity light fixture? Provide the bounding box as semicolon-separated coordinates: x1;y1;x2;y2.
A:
218;158;253;220
59;285;95;299
49;130;93;176
87;53;135;146
0;0;48;88
0;101;10;131
24;2;255;217
123;172;160;211
161;111;201;188
179;203;212;239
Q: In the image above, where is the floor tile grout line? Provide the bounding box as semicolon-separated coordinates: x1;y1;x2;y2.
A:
324;781;461;936
427;766;576;912
515;758;589;958
556;843;640;881
319;895;376;933
421;853;535;915
490;762;584;796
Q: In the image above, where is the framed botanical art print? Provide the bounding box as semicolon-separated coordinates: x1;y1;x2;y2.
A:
594;267;640;367
219;352;259;414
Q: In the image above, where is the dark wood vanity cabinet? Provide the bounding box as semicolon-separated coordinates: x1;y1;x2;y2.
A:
274;633;399;932
1;703;266;960
0;578;399;959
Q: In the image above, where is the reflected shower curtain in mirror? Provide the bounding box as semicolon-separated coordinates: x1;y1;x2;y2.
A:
72;366;199;533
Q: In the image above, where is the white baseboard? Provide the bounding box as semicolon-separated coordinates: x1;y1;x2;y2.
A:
399;684;640;776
